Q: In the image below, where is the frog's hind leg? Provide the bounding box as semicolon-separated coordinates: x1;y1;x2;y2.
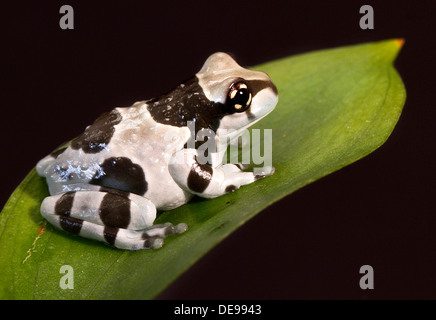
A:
40;190;187;250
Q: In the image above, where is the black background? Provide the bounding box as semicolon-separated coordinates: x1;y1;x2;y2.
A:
2;1;435;299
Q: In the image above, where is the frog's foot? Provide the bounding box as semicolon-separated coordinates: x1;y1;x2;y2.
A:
82;221;188;250
82;221;187;250
139;222;188;249
253;165;275;180
102;222;188;250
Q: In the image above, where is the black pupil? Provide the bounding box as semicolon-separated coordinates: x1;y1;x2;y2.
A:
234;88;249;105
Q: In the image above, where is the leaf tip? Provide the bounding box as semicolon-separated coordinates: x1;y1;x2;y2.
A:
395;38;405;48
380;38;405;63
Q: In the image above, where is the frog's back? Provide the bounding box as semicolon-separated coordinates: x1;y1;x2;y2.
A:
37;102;192;210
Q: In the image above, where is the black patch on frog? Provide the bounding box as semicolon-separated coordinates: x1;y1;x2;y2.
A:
99;186;131;198
142;237;153;249
99;193;131;229
54;191;83;234
142;232;158;249
254;174;265;181
103;226;119;246
235;163;246;170
146;76;276;150
50;146;67;159
90;157;147;196
147;76;232;147
59;216;83;235
70;109;122;154
187;157;213;193
225;185;237;193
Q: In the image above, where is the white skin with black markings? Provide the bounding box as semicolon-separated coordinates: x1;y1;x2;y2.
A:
37;52;278;250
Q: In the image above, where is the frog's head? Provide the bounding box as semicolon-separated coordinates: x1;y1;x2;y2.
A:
196;52;278;143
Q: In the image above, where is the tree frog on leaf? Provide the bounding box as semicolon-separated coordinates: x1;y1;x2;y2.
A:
37;52;278;250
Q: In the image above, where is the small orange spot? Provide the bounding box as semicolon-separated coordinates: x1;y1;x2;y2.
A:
395;38;405;48
23;221;47;264
38;223;46;236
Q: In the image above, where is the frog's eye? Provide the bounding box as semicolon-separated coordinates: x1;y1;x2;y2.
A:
226;81;252;113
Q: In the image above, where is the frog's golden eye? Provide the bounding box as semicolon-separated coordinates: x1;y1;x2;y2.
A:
226;81;252;113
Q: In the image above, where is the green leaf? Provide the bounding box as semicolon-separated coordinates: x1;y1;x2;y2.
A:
0;39;406;299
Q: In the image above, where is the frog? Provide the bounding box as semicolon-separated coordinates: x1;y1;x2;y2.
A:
36;52;278;250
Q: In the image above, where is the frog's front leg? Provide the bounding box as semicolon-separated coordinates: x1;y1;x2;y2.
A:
169;149;274;199
40;189;187;250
